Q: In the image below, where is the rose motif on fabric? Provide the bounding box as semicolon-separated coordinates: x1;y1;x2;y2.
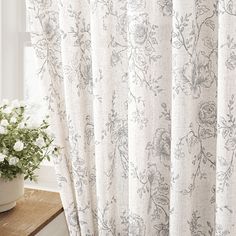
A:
118;13;128;36
111;120;128;175
64;50;93;93
84;118;94;145
31;0;52;10
225;137;236;151
225;52;236;70
127;0;145;11
198;102;217;126
129;213;146;236
80;62;92;87
154;129;170;158
146;165;169;223
111;51;120;66
198;101;217;139
147;165;169;195
65;203;79;228
221;0;236;15
174;52;216;98
117;131;128;174
133;51;147;70
154;223;169;236
78;52;93;91
157;0;173;16
111;120;128;143
147;129;171;167
129;14;148;47
42;12;59;40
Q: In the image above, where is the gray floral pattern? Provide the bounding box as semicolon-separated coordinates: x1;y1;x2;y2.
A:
26;0;236;235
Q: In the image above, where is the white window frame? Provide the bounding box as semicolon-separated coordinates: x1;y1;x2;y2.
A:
0;0;58;192
0;0;24;100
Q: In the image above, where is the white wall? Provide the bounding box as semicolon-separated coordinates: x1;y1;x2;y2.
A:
0;0;24;100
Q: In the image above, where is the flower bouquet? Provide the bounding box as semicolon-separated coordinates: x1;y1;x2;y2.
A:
0;99;59;212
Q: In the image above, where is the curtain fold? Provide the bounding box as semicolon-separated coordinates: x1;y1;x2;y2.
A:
216;1;236;233
170;0;218;234
26;0;236;235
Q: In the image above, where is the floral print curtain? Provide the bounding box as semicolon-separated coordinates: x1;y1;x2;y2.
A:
26;0;236;235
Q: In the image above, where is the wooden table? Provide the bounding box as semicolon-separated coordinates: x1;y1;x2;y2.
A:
0;188;64;236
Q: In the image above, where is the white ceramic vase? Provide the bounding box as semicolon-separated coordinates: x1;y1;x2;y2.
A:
0;175;24;212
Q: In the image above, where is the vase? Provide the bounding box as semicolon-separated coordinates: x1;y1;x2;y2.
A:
0;175;24;212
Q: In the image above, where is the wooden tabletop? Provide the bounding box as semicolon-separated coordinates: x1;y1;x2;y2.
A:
0;188;63;236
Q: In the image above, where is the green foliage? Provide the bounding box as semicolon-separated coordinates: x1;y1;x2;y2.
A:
0;99;59;181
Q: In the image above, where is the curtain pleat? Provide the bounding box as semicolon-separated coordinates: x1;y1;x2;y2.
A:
216;2;236;234
170;0;218;234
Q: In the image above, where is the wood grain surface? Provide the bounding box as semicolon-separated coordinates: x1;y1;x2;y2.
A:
0;188;63;236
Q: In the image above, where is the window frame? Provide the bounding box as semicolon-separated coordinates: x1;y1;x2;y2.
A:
0;0;25;100
0;0;58;192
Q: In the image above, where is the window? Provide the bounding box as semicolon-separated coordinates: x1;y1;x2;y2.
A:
0;0;58;191
0;0;24;99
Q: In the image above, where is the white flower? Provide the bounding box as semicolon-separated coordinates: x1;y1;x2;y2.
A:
2;107;12;114
0;153;6;162
13;141;24;152
18;122;26;129
11;99;21;108
0;125;7;134
10;117;17;123
8;156;19;165
26;119;39;129
2;149;8;155
0;99;9;106
35;136;45;148
0;119;9;127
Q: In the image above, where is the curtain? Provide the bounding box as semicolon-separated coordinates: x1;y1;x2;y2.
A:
26;0;236;235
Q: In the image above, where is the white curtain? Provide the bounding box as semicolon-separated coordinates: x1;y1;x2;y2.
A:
26;0;236;235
